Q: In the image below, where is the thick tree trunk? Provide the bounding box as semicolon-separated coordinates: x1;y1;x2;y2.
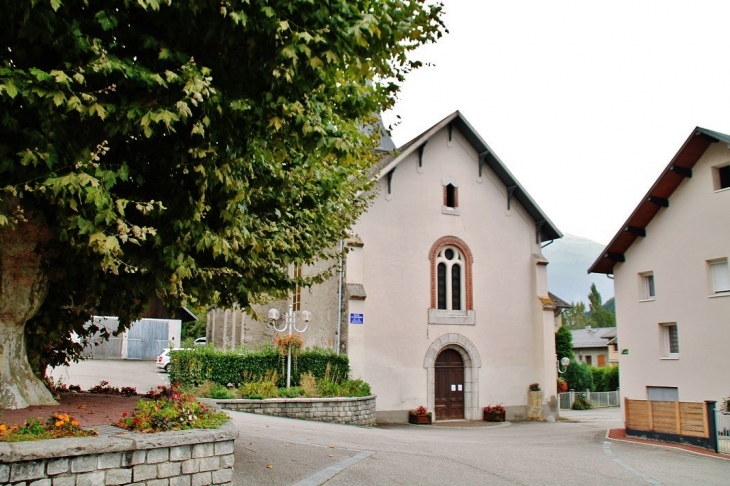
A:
0;218;57;409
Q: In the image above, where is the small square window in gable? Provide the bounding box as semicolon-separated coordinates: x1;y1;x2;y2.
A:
441;178;460;215
713;164;730;191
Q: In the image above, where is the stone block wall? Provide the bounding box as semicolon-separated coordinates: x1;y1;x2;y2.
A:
216;395;376;425
0;421;238;485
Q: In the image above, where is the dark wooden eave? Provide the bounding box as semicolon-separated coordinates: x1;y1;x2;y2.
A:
589;127;730;275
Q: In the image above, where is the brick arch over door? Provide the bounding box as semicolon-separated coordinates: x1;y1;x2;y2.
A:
428;236;474;310
423;334;482;420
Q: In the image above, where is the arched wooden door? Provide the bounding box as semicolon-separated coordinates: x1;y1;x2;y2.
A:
435;349;464;419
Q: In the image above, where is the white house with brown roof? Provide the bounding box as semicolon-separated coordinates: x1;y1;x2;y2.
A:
209;111;564;422
589;127;730;404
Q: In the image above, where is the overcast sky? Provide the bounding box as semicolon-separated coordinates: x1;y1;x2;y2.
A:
382;0;730;245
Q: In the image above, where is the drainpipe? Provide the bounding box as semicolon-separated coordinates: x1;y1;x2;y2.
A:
336;239;344;354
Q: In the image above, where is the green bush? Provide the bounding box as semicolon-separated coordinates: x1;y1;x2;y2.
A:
338;379;371;397
238;380;279;399
571;395;592;410
563;361;594;392
168;345;350;388
278;387;304;398
587;365;620;392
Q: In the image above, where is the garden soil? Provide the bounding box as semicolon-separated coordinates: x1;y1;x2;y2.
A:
0;393;141;428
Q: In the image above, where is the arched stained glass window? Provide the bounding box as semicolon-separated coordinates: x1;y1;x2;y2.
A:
435;245;464;310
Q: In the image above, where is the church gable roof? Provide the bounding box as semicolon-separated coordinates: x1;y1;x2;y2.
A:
375;111;562;242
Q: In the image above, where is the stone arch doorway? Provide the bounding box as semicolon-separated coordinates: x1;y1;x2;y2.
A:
424;334;482;421
435;349;464;419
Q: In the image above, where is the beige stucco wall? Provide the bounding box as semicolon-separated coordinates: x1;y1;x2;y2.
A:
614;141;730;404
347;127;557;419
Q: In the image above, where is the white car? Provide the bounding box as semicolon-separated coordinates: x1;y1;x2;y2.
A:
156;348;185;372
193;337;207;346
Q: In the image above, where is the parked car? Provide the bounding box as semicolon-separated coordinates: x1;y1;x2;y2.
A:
156;348;187;372
193;337;207;347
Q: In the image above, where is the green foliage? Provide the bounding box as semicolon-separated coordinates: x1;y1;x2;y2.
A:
589;365;619;392
602;297;615;313
1;0;445;379
182;319;206;342
587;284;616;328
338;379;371;397
191;381;235;400
169;346;350;388
571;395;592;410
562;361;594;392
278;387;304;398
562;301;588;330
238;381;279;399
237;370;280;399
555;326;575;363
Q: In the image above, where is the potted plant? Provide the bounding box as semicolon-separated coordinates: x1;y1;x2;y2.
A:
483;404;506;422
408;405;432;424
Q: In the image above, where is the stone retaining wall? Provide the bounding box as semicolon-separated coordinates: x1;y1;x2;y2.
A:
0;420;238;485
215;395;376;425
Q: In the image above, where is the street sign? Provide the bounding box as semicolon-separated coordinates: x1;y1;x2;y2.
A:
350;313;364;324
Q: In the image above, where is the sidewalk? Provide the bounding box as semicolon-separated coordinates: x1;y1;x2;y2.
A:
606;428;730;461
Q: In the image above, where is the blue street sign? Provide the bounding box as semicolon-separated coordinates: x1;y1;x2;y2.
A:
350;313;364;324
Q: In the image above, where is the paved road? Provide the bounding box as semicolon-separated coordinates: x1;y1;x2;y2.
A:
53;360;730;485
230;410;730;485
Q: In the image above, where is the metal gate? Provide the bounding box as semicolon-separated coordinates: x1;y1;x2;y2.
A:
717;411;730;454
127;319;170;360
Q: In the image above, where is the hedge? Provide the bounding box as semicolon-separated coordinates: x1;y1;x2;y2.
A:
588;365;619;392
168;346;350;388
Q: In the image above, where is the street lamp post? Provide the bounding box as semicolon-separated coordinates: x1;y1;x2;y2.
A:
268;304;311;388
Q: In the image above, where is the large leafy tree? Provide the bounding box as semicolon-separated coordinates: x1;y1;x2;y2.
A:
0;0;445;408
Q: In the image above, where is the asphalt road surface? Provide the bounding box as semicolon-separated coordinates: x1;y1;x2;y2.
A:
52;359;730;485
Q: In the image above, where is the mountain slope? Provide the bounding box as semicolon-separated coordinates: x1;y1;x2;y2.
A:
543;234;614;305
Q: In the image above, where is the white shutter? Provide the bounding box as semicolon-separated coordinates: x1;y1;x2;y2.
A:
710;260;730;293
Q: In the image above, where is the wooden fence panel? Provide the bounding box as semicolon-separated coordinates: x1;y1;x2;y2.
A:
626;399;651;430
651;401;678;434
680;402;707;437
625;399;708;438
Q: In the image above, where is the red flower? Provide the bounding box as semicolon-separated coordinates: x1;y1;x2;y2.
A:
122;412;127;417
133;418;140;424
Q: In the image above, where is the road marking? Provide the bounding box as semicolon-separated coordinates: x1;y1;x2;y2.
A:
602;441;663;485
292;451;374;486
